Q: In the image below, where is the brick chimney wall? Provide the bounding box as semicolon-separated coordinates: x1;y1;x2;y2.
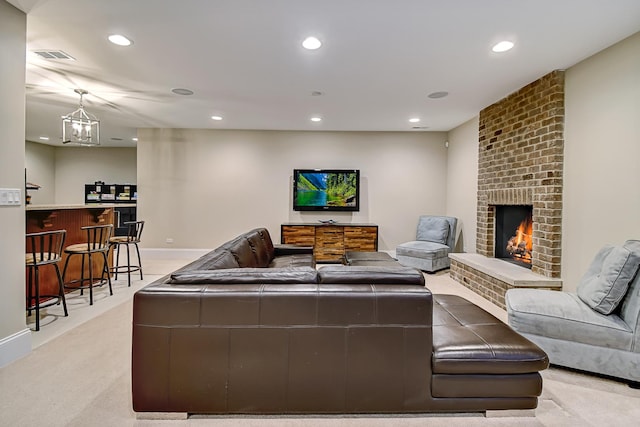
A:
476;70;565;278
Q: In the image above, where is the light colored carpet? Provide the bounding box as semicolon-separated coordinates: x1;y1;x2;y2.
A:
2;258;639;426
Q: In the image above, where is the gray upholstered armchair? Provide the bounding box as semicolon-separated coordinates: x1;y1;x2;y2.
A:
506;239;640;384
395;215;457;273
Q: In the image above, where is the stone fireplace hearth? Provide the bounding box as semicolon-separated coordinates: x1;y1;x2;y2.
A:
450;71;565;308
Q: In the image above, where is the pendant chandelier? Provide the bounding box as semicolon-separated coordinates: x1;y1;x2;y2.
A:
62;89;100;146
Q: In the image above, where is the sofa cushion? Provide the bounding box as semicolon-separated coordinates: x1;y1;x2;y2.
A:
170;248;239;274
229;238;259;268
244;231;272;267
256;228;275;257
577;244;640;314
199;250;240;270
416;216;450;244
318;265;425;286
268;254;315;268
170;267;319;284
345;251;395;263
396;241;449;259
432;294;548;375
618;241;640;343
506;288;633;351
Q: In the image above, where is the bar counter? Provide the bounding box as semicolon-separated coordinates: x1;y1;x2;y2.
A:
26;204;121;301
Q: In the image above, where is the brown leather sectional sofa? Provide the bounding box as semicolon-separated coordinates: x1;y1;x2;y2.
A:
132;228;548;415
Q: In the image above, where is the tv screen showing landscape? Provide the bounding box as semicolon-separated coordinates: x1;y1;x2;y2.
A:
293;169;360;211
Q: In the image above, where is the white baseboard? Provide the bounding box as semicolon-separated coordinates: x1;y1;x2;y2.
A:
0;328;32;368
140;248;211;260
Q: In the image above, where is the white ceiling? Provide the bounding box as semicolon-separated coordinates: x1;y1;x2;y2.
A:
10;0;640;147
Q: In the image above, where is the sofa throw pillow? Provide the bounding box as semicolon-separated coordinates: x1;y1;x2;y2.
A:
416;216;450;245
577;244;640;315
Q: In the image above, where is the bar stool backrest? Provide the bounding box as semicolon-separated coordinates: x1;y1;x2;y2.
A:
124;221;144;243
81;224;113;252
26;230;67;266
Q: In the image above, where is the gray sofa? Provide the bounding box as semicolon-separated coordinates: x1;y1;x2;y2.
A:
396;215;457;272
506;239;640;383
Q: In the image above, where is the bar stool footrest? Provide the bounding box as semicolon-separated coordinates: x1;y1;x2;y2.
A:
64;278;111;291
27;295;65;311
111;265;141;273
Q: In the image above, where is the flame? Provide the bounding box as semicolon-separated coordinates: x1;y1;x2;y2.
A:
506;215;533;264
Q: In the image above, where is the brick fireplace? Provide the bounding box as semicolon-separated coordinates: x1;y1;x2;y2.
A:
450;71;565;307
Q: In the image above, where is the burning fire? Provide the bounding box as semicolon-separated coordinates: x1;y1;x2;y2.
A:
506;216;533;264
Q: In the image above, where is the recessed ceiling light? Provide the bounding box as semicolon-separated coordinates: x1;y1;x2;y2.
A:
409;118;421;123
310;117;322;122
132;137;138;142
108;34;132;46
428;91;449;99
211;115;223;121
302;36;322;50
39;136;49;141
172;88;194;96
492;41;514;53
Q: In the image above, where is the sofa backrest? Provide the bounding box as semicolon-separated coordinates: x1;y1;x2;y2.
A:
256;228;275;256
242;228;276;267
199;250;240;270
219;235;255;267
221;228;276;268
171;246;240;275
618;240;640;351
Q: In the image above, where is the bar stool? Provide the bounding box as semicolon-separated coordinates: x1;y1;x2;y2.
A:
26;230;68;331
109;220;144;287
62;224;113;305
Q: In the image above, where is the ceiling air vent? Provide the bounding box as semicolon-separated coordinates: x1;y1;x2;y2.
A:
32;50;76;60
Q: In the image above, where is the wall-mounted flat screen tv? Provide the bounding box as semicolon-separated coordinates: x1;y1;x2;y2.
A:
293;169;360;212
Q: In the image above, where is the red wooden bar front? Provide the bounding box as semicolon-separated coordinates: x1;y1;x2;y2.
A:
26;205;115;301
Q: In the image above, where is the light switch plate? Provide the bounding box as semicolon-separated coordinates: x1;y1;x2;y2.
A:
0;188;22;206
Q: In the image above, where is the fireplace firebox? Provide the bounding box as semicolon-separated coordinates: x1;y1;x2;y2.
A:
495;205;533;269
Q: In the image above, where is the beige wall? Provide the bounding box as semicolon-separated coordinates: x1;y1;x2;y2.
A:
137;129;448;250
53;147;136;204
562;31;640;291
25;144;136;205
25;141;55;204
445;116;479;254
0;0;29;367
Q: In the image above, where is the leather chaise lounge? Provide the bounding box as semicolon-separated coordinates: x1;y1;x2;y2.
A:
132;227;548;416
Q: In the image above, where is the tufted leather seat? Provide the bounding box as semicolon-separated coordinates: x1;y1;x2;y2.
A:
431;294;548;399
